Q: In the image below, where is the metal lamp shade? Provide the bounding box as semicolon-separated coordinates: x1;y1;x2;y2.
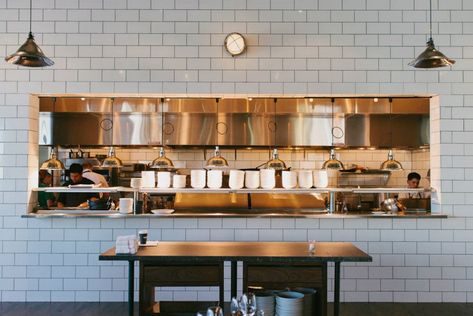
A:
102;147;123;168
409;39;455;68
380;150;403;171
321;148;344;170
5;33;54;67
40;152;64;170
206;146;229;169
264;148;286;170
150;147;174;169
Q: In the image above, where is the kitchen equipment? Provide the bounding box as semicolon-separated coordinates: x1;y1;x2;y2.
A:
260;169;276;189
157;171;171;188
297;170;313;189
338;169;391;187
133;163;147;172
172;174;186;188
380;198;400;213
191;169;206;189
294;288;317;316
141;171;155;188
119;198;133;214
313;170;328;188
87;198;110;210
398;197;430;211
245;171;260;189
282;170;298;189
229;170;245;189
207;170;223;189
130;178;141;188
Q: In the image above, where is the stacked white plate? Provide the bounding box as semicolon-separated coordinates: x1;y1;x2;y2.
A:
255;292;275;316
275;291;304;316
294;288;317;316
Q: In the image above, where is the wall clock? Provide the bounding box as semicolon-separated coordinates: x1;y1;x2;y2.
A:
224;33;246;56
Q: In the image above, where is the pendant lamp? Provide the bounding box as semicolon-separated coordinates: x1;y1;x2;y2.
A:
40;147;64;170
322;98;344;170
263;98;287;170
206;99;229;169
102;98;123;168
150;98;174;169
5;0;54;67
322;148;344;170
380;98;403;171
380;149;403;171
265;148;286;170
409;0;455;68
102;146;123;168
206;146;229;169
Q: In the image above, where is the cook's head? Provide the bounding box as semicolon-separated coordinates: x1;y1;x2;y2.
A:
407;172;421;188
39;170;52;184
69;163;83;183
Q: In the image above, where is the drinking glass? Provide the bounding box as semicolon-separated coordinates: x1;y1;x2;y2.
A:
206;306;223;316
231;297;239;315
240;294;248;315
247;293;257;316
308;240;316;254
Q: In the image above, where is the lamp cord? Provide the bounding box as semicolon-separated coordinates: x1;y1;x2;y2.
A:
429;0;432;39
331;98;335;149
29;0;32;34
389;97;393;148
161;98;164;147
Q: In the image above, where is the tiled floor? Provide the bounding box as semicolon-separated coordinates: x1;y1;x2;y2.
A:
0;302;472;316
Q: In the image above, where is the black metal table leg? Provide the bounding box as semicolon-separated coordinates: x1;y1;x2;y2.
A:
231;261;237;299
128;260;135;316
334;262;340;316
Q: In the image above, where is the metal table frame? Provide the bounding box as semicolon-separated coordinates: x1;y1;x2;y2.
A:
100;242;371;316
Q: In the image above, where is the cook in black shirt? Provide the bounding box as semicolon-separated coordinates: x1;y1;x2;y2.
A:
57;163;99;208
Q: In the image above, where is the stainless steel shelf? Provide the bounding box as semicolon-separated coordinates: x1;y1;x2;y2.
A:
32;186;430;194
33;186;136;193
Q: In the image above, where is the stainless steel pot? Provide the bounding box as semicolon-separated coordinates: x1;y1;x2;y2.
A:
381;198;400;213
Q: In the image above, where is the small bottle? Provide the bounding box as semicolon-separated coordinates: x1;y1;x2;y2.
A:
308;240;316;254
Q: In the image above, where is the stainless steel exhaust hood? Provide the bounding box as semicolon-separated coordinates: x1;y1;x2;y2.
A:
343;98;430;148
39;96;430;149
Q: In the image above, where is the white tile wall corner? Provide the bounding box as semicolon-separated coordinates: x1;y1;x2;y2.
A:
0;0;471;304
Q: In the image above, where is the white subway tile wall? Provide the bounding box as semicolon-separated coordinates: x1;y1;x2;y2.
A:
57;147;429;187
0;0;470;304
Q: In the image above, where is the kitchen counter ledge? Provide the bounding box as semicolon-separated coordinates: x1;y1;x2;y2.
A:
23;210;446;219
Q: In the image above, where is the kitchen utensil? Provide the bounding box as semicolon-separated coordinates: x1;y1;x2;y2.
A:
191;169;206;189
207;170;223;189
119;198;133;214
260;169;276;189
229;170;245;189
157;171;171;188
206;306;223;316
141;171;155;188
313;170;328;188
245;171;260;189
294;288;317;316
381;198;400;213
130;178;142;188
297;170;313;189
282;170;298;189
173;174;186;188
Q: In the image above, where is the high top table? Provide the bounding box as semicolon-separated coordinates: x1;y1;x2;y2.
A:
99;242;372;316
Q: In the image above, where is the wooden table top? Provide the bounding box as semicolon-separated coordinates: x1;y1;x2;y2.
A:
99;242;372;263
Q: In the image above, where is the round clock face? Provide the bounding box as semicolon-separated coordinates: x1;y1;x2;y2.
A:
224;33;246;56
